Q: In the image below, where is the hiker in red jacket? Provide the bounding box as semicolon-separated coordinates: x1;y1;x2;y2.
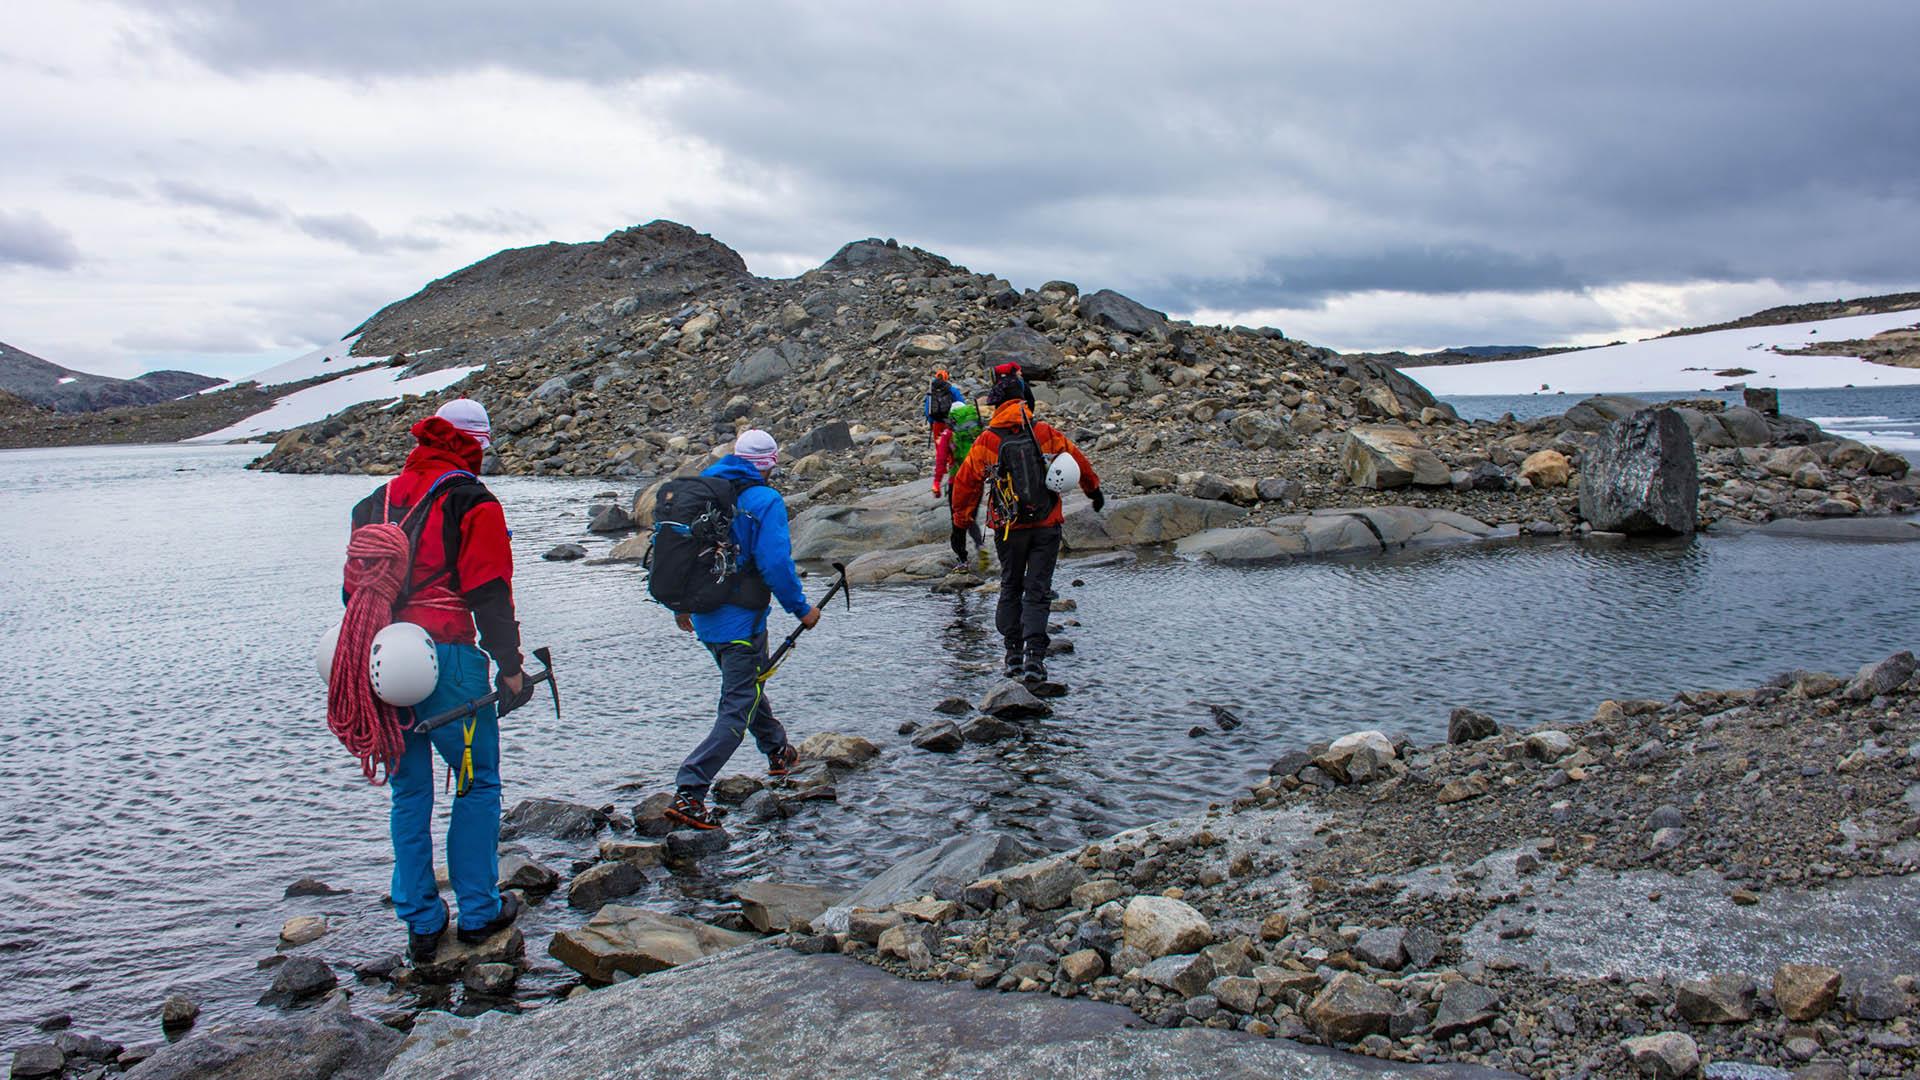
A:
344;398;530;963
948;373;1102;683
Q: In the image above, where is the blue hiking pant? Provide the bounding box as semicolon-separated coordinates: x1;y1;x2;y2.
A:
676;633;789;799
389;642;501;934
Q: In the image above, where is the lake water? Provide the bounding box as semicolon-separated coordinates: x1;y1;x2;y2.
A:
2;443;1918;1051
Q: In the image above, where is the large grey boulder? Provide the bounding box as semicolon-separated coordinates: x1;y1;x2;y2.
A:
1560;395;1651;433
981;325;1064;380
735;882;845;933
501;798;609;841
787;421;853;459
1342;426;1450;489
1078;290;1169;338
818;833;1036;933
548;905;756;984
791;482;951;561
1577;408;1698;536
1062;494;1247;551
727;341;808;388
124;999;400;1080
385;945;1509;1080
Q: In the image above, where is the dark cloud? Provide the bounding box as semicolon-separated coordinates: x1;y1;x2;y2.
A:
120;1;1920;312
294;212;441;254
0;209;82;270
155;178;283;221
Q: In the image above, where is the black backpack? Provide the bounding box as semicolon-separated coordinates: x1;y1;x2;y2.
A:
928;377;954;423
644;475;774;614
988;420;1055;530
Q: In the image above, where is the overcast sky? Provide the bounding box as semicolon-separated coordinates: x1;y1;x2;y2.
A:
4;1;1918;379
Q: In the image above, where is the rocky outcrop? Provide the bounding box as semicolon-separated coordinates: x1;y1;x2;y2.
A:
1175;507;1501;563
1342;425;1450;489
124;999;400;1080
547;905;756;983
1577;408;1699;535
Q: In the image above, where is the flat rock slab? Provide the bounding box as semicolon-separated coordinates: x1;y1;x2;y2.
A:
385;945;1516;1080
1731;516;1920;542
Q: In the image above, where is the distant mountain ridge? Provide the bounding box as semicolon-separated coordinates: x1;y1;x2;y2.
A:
0;341;221;413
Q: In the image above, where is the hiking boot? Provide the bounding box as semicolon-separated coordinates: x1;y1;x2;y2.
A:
767;743;799;778
409;899;448;963
1022;650;1048;684
665;790;721;830
1003;649;1024;679
457;892;522;945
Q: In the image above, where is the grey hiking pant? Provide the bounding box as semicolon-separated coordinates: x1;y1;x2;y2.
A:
994;525;1061;657
676;632;790;798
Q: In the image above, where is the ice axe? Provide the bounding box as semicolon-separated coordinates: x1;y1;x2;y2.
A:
413;646;560;734
759;562;850;685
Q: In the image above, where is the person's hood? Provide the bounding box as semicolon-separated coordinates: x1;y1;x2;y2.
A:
704;454;768;483
390;417;483;502
987;399;1033;430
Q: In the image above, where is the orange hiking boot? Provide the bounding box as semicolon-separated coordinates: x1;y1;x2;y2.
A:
767;743;799;778
665;790;721;830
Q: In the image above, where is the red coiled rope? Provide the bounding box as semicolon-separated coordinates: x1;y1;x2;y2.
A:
329;523;412;784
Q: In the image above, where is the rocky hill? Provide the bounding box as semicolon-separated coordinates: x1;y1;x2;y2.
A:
1659;291;1920;339
0;340;220;413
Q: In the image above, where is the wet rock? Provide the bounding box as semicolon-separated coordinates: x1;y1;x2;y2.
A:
1447;707;1498;744
160;993;200;1031
587;504;634;533
1676;973;1757;1023
1843;650;1915;702
735;882;844;934
1622;1031;1700;1078
959;715;1016;743
412;925;525;984
737;789;785;823
977;680;1052;719
818;833;1034;933
128;998;402;1079
795;732;880;768
500;798;608;841
631;793;675;837
933;697;971;716
55;1032;122;1063
1773;963;1842;1020
279;916;327;947
1431;980;1500;1038
996;855;1086;911
8;1044;63;1078
548;905;756;983
541;543;587;561
462;962;518;996
283;878;349;899
498;855;562;893
1305;972;1397;1044
1121;895;1212;958
1342;425;1449;489
711;775;765;804
568;860;646;910
666;827;731;859
910;721;963;753
258;956;337;1007
1578;407;1699;535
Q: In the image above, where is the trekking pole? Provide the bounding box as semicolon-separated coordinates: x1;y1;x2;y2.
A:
412;646;561;734
759;562;851;685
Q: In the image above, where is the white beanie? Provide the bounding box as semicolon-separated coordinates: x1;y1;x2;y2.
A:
734;428;778;472
435;398;491;449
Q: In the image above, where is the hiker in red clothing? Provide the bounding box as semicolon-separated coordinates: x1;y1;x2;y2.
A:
948;372;1103;683
343;398;529;963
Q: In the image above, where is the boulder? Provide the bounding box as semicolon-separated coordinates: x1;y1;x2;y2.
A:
667;828;731;859
498;855;562;893
1352;928;1407;971
122;1000;400;1080
960;715;1017;743
1621;1032;1699;1079
978;680;1052;719
1519;449;1571;488
587;504;634;533
980;325;1064;381
996;855;1087;911
257;956;336;1008
500;798;608;841
597;840;666;868
1313;730;1396;783
1773;963;1841;1020
541;543;586;562
1342;425;1449;489
787;421;854;460
1121;895;1213;958
1140;952;1215;997
1675;974;1756;1024
1578;408;1698;536
734;882;844;934
1717;406;1772;447
819;833;1035;933
1561;395;1651;432
1447;708;1498;744
1078;290;1169;337
1843;650;1916;702
795;732;880;768
548;905;755;984
631;793;675;837
9;1045;63;1079
1431;980;1500;1038
567;860;646;910
1305;972;1397;1044
911;721;964;753
1061;494;1247;551
278;916;327;947
411;926;525;984
727;342;802;388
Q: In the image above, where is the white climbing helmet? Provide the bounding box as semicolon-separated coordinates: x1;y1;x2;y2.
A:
316;623;342;683
369;622;440;706
1044;452;1081;493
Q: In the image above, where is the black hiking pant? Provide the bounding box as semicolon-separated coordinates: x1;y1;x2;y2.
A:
993;525;1061;658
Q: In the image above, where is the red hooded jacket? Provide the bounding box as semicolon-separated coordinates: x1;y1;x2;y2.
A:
950;400;1099;533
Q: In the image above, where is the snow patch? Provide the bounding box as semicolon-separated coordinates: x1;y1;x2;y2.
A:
203;335;384;393
1413;310;1920;396
186;364;481;444
56;376;77;385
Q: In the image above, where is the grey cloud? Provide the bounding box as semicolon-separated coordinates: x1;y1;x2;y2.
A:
155;178;284;221
294;212;441;254
0;209;82;270
428;209;547;235
127;2;1920;312
68;174;144;199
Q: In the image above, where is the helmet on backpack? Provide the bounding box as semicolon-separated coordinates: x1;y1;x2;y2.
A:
1044;452;1081;493
369;622;439;706
317;622;342;683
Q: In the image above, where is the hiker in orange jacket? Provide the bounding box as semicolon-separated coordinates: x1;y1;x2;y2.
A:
949;372;1102;682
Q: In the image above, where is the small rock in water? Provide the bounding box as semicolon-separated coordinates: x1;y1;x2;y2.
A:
932;697;971;716
498;854;563;893
1199;703;1242;731
978;681;1052;719
1188;725;1208;738
632;793;675;837
54;1032;123;1063
278;915;328;946
8;1044;64;1079
283;877;350;898
542;543;587;561
33;1014;71;1032
711;775;764;804
1447;707;1498;744
911;721;964;753
568;860;646;910
667;828;731;858
960;715;1016;743
159;993;199;1030
738;789;785;822
462;962;519;996
258;955;337;1007
1027;681;1069;699
896;720;918;735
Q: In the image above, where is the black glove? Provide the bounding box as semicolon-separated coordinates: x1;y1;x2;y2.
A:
950;526;969;562
495;672;535;719
1088;487;1106;513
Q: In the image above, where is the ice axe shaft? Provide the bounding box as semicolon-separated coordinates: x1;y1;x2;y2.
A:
760;562;850;684
413;646;559;734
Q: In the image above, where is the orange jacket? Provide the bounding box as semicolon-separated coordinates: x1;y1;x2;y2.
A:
950;400;1099;532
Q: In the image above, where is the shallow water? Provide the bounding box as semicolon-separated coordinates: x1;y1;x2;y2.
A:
1;443;1917;1049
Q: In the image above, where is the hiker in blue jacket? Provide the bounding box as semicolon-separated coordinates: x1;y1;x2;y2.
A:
664;429;819;830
